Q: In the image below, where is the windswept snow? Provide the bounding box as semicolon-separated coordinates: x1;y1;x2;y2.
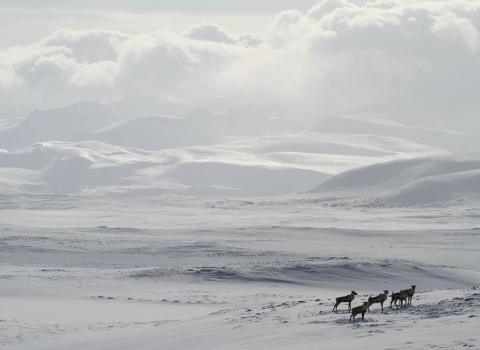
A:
1;195;480;349
0;131;448;196
312;113;480;153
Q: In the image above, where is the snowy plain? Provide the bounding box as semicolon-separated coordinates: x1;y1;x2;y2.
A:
1;101;480;349
1;194;480;349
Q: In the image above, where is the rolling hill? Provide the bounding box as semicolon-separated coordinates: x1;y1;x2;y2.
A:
313;154;480;205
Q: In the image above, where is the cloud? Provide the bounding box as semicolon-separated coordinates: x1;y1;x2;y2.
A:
184;23;238;44
432;11;480;52
0;0;479;134
43;29;130;62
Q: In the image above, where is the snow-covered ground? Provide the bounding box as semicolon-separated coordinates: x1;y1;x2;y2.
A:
1;194;480;349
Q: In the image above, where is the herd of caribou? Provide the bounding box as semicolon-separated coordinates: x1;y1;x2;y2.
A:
332;285;417;322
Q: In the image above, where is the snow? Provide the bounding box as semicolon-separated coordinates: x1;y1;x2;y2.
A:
1;195;480;349
314;154;480;206
312;113;480;153
0;108;456;197
1;101;480;349
0;133;446;196
73;112;226;151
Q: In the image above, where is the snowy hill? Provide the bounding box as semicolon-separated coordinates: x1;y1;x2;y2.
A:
73;111;226;151
0;102;118;150
0;121;453;196
3;101;477;198
0;141;330;196
313;154;480;205
0;142;158;194
312;113;480;153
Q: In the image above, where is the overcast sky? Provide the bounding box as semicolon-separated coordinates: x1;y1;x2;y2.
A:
0;0;321;48
1;0;480;133
1;0;323;13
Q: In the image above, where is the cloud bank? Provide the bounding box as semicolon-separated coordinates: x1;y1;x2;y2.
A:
1;0;479;132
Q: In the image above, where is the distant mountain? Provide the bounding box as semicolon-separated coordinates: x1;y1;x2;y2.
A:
0;102;118;150
73;111;226;151
311;113;480;153
214;104;302;137
313;154;480;205
73;105;303;151
109;95;189;120
109;91;251;120
214;104;269;137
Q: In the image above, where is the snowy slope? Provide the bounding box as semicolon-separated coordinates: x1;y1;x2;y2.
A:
0;102;119;150
0;141;159;194
312;113;480;153
0;141;329;196
2;101;478;198
0;130;449;196
220;132;447;173
73;111;226;151
314;154;480;205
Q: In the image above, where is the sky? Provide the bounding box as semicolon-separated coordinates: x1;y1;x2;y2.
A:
0;0;321;48
1;0;480;133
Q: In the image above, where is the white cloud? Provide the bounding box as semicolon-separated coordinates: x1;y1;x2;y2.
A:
185;23;238;44
432;11;480;52
43;29;130;62
0;0;479;134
